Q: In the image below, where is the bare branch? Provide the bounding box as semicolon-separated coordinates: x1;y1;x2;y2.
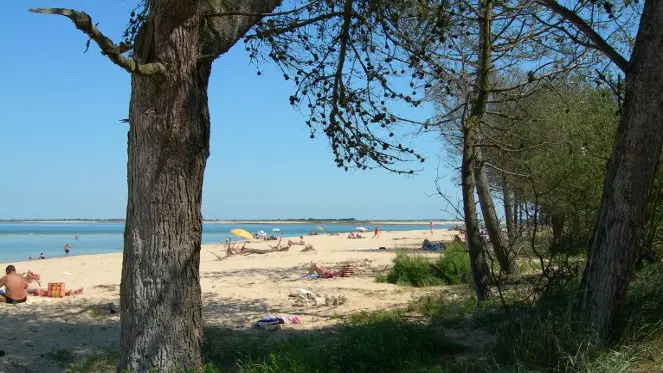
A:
29;8;165;76
536;0;629;72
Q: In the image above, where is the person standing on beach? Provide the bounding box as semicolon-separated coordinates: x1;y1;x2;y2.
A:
372;225;381;239
64;243;71;257
429;220;434;234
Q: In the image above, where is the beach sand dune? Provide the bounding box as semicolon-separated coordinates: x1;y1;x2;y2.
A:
0;229;458;372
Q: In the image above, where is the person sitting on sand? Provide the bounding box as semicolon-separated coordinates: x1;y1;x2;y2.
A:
0;265;29;304
347;232;356;239
302;261;355;279
288;236;306;246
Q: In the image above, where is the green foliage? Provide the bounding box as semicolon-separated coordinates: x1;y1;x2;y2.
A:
386;251;447;287
383;246;472;287
433;243;472;285
487;83;618;252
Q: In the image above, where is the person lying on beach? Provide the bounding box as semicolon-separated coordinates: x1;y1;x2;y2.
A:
28;287;84;297
19;270;84;297
0;265;29;304
421;239;445;251
347;232;365;239
301;261;355;279
287;236;306;245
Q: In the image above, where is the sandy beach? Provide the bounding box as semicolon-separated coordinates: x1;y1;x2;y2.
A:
0;228;459;373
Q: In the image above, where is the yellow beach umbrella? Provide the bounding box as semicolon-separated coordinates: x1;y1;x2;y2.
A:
317;226;325;232
230;228;254;241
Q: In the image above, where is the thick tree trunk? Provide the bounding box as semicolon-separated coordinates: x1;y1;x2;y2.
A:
119;7;211;372
579;0;663;345
502;178;515;242
475;150;516;273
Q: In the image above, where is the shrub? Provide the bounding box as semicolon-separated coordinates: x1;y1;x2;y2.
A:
433;243;472;285
385;252;446;287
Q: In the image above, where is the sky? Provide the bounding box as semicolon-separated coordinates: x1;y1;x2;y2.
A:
0;0;462;220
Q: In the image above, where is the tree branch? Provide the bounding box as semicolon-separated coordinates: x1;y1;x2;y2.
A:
536;0;629;73
29;8;165;76
205;0;319;18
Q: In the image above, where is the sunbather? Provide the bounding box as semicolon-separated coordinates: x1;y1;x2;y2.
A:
421;239;444;251
28;287;84;297
21;270;83;297
287;236;306;245
302;261;354;279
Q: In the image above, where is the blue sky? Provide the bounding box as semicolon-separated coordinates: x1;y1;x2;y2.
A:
0;0;461;220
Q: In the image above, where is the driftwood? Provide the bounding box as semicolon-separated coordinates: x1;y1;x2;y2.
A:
216;238;291;260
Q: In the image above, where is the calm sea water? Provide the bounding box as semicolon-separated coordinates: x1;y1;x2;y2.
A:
0;222;443;262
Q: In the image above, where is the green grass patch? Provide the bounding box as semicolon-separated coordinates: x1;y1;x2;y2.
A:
218;310;465;373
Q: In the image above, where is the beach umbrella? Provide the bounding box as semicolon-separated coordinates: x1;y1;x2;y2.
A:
230;228;254;240
317;226;325;232
356;226;369;232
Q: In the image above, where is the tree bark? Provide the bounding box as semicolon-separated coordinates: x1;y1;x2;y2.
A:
513;190;519;229
550;213;564;246
579;0;663;345
475;150;517;273
460;0;494;301
502;178;515;242
119;4;211;372
462;119;491;301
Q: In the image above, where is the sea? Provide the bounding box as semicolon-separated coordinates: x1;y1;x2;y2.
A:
0;221;447;262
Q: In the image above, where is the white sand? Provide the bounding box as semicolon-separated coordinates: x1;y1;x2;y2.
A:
0;228;460;372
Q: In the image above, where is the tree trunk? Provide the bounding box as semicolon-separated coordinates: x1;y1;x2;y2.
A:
462;119;491;301
579;0;663;345
502;178;515;242
475;150;516;273
119;7;211;371
551;213;564;246
460;0;494;301
513;190;519;229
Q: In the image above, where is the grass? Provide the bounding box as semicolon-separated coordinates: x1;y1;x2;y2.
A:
67;262;663;373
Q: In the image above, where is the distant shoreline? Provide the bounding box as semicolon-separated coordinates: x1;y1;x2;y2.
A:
1;219;464;226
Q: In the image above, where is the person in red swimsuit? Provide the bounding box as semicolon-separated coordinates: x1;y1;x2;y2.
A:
371;225;380;239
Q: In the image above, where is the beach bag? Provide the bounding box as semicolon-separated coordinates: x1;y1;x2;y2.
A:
47;282;66;298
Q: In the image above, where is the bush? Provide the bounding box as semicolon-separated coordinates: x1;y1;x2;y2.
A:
433;243;472;285
385;252;446;287
384;245;472;287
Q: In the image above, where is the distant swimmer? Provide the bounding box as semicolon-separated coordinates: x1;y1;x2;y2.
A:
74;235;79;241
64;243;71;257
